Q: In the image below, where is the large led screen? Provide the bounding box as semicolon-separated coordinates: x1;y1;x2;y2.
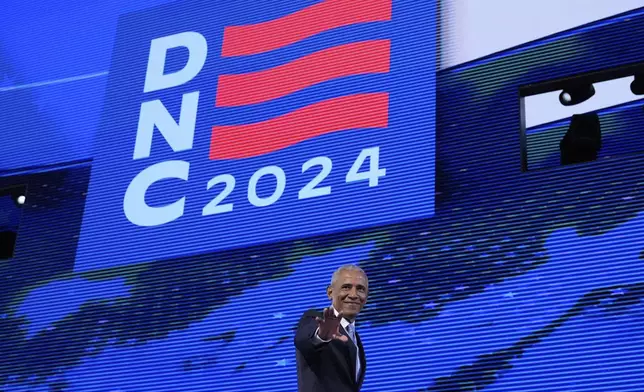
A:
0;1;643;392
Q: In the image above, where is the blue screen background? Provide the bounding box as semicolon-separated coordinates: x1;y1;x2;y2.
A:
0;2;643;392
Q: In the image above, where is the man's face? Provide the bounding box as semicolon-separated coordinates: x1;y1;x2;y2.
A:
327;269;368;320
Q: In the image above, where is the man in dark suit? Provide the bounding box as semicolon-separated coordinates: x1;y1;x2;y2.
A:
294;265;368;392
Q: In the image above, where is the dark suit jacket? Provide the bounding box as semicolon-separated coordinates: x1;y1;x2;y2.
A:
294;309;367;392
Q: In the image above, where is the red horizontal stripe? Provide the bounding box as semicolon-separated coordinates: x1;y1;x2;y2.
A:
216;40;390;107
221;0;392;57
209;93;389;160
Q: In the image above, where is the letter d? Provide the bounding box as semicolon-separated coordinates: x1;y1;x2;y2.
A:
143;32;207;93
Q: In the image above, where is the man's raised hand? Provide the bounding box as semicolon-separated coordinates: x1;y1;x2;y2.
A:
316;307;348;342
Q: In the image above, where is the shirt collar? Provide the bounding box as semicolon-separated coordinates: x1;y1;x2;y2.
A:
332;306;355;330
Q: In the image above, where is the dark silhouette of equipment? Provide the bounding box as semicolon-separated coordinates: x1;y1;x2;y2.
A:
0;185;26;259
0;231;17;260
559;83;595;106
631;72;644;95
560;113;601;165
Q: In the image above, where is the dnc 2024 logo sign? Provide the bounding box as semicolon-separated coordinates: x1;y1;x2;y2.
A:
75;0;436;272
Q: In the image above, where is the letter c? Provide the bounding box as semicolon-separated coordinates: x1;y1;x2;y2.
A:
124;160;190;226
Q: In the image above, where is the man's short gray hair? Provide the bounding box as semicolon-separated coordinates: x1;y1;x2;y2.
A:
330;264;368;286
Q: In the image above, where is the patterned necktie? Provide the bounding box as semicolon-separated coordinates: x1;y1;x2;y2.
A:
345;323;361;381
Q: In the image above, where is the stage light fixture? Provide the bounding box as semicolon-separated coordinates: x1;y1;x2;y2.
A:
9;190;26;207
559;83;595;106
560;112;601;165
630;73;644;95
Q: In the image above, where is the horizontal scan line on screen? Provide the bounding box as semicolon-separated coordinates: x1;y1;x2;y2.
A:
0;72;108;92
